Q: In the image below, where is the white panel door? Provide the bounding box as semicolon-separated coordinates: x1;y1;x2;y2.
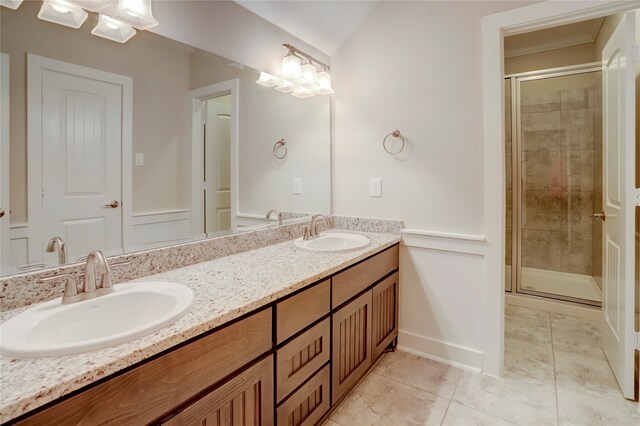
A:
0;53;9;274
204;99;231;233
41;69;123;264
601;10;637;400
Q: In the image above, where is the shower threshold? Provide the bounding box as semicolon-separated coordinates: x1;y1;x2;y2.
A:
505;265;602;304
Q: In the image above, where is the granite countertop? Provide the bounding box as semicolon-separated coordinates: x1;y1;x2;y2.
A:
0;231;400;423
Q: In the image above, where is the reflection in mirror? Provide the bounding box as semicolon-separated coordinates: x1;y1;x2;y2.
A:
0;1;330;276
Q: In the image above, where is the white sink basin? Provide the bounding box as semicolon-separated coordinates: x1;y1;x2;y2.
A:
294;232;370;253
0;282;194;358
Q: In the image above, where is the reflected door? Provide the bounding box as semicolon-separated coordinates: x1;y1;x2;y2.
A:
41;66;123;264
204;96;231;234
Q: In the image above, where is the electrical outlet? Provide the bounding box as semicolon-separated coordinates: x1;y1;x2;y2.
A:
293;178;302;194
370;178;382;197
135;153;144;166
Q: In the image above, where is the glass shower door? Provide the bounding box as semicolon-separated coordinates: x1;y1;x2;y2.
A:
516;71;602;305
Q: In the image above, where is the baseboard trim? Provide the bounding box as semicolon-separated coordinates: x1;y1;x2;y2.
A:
398;330;483;373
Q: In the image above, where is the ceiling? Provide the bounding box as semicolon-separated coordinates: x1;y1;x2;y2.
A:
233;1;379;56
504;17;605;58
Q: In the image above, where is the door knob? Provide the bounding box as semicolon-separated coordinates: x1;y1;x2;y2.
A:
0;208;4;218
593;211;606;221
104;200;119;209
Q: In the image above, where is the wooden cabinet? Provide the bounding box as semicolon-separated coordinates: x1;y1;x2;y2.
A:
276;365;330;426
332;245;398;308
276;319;331;403
331;291;372;405
371;272;399;360
15;308;273;426
162;356;274;426
276;280;330;344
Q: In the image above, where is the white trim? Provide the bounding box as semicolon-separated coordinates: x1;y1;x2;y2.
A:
189;79;239;236
127;209;192;252
401;229;488;256
505;35;594;58
26;54;133;264
506;293;601;321
481;0;638;378
0;53;10;275
398;331;483;373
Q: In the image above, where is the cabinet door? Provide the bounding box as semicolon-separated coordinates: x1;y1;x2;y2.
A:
162;356;274;426
331;291;372;405
371;272;399;360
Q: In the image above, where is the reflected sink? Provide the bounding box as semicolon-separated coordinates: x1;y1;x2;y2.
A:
294;232;370;253
0;282;194;358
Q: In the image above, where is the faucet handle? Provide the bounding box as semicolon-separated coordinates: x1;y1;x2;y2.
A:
38;274;79;301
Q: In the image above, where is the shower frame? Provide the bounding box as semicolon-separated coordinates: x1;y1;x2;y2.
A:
505;62;602;307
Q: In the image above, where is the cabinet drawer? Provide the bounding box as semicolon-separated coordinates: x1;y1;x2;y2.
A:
276;364;330;426
162;356;274;426
372;272;399;360
16;308;273;426
276;318;330;403
276;279;330;344
332;245;398;308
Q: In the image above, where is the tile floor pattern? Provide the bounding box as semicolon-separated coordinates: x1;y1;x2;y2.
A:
323;305;639;426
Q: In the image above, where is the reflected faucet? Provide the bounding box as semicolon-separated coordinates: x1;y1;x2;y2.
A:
45;237;66;265
265;209;283;225
303;214;333;240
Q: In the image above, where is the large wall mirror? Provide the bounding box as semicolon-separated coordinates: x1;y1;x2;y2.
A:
0;1;330;276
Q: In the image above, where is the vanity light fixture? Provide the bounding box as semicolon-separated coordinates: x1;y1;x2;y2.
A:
38;0;88;29
115;0;158;30
91;13;136;43
0;0;23;10
256;43;333;99
68;0;110;12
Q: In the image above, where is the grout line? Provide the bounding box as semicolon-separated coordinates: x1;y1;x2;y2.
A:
550;320;561;426
440;369;463;425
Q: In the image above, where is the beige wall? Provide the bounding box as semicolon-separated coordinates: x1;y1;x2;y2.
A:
594;13;625;61
1;1;191;221
504;42;596;75
190;52;331;217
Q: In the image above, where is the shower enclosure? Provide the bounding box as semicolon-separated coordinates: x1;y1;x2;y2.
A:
505;63;603;306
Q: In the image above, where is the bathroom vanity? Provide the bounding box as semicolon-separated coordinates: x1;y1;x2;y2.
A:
1;231;400;425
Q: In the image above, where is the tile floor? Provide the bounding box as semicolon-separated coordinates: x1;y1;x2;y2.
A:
323;305;639;426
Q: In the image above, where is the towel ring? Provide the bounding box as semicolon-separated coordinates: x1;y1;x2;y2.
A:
273;138;287;160
383;130;404;155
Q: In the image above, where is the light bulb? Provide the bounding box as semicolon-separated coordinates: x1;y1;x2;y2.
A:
315;69;334;94
281;52;301;81
300;62;317;86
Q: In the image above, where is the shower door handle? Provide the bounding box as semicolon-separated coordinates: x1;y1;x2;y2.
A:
593;211;606;221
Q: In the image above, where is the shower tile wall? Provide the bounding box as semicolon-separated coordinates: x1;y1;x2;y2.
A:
520;85;597;276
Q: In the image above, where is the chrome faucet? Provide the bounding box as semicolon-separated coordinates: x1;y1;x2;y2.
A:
265;209;283;225
45;237;67;265
37;250;130;304
303;214;333;240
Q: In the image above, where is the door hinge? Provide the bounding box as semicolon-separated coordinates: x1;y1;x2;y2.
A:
631;44;640;64
635;331;640;350
635;188;640;207
201;181;206;191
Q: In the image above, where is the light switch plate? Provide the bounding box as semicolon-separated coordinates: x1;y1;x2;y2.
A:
293;178;302;194
370;178;382;197
135;153;144;166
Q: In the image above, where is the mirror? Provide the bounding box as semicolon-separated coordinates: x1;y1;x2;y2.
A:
0;1;330;276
